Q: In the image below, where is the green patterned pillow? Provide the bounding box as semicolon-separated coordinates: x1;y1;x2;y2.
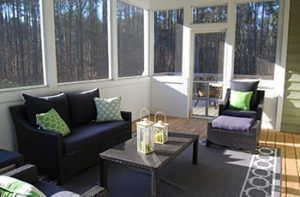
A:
94;97;123;122
36;108;71;136
0;175;46;197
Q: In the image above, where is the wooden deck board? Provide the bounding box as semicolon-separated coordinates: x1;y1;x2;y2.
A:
131;116;300;196
276;132;286;197
259;129;268;146
292;134;300;193
284;133;300;196
266;129;276;148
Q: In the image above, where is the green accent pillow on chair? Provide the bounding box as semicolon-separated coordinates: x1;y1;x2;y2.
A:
229;90;253;111
0;175;46;197
94;97;123;122
36;108;71;136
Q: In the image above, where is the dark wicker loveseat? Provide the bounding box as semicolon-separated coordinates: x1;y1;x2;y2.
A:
9;90;132;184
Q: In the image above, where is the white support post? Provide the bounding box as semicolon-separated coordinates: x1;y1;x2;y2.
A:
275;0;290;131
183;6;193;118
109;0;118;80
143;10;150;76
40;0;57;87
182;6;192;78
107;0;113;80
149;11;155;76
223;2;236;94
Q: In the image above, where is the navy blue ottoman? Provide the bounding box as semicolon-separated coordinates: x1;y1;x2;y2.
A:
206;115;260;153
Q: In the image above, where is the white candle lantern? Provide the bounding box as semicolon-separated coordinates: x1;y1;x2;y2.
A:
153;111;168;144
136;108;154;154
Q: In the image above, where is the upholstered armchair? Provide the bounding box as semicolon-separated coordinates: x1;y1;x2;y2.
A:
207;81;264;153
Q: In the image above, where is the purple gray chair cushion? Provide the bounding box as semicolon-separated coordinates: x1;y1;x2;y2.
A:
222;109;257;119
212;115;255;132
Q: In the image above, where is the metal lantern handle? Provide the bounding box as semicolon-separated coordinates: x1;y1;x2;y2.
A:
154;111;166;123
140;108;151;121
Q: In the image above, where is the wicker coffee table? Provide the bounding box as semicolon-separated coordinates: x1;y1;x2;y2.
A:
99;131;198;197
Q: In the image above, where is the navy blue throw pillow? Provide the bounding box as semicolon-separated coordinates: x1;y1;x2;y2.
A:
23;93;71;126
66;88;99;127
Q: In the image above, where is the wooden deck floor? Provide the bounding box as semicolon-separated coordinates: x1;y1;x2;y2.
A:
132;116;300;197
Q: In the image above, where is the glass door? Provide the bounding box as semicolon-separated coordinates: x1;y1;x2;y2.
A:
192;32;225;117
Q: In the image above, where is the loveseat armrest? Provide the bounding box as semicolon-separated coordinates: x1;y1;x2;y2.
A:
80;186;107;197
121;111;132;122
9;105;64;182
10;107;64;155
4;164;38;184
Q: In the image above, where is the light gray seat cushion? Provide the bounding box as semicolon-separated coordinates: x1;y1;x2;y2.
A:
212;115;255;132
51;191;80;197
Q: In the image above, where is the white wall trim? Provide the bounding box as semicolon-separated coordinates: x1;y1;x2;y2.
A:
275;0;290;131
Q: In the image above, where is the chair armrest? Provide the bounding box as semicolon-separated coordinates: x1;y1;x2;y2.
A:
256;104;263;120
218;103;226;115
80;186;107;197
255;90;265;120
121;111;132;122
3;164;38;184
251;120;261;143
219;89;230;116
257;90;265;106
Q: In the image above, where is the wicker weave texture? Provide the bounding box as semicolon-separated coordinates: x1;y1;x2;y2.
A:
207;120;260;153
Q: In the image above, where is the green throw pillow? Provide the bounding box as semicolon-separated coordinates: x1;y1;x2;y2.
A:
36;108;70;136
229;90;253;111
94;97;123;122
0;175;46;197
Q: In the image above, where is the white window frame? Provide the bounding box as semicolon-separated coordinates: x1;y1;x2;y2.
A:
190;30;227;117
152;7;185;77
191;4;228;25
45;0;150;86
183;0;289;129
115;0;149;79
